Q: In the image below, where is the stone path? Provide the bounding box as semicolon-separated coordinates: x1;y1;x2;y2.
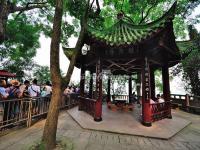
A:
0;109;200;150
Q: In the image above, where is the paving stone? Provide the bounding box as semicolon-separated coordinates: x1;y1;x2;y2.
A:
86;142;104;150
0;109;200;150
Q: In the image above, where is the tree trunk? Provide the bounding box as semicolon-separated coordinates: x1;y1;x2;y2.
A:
63;0;90;87
0;1;8;43
42;0;63;149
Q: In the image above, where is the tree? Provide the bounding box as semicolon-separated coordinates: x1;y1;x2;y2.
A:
0;1;49;79
173;26;200;95
42;0;93;148
0;0;47;43
0;15;40;78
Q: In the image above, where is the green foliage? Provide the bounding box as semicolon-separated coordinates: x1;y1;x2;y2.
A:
98;0;200;39
111;75;128;95
155;70;163;93
33;66;51;84
0;14;40;79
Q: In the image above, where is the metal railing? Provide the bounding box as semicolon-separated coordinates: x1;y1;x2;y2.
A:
0;94;79;130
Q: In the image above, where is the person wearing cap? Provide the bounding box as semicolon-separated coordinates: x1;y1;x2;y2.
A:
6;80;22;99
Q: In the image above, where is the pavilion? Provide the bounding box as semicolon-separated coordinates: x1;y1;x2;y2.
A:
64;2;182;126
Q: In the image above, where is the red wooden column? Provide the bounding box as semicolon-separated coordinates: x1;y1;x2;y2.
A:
142;57;152;127
94;58;102;121
150;68;155;100
162;65;172;118
128;75;132;103
89;71;93;98
107;76;111;103
79;62;85;111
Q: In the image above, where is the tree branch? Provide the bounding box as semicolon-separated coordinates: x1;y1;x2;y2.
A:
139;5;154;24
10;2;47;13
89;0;95;11
95;0;101;15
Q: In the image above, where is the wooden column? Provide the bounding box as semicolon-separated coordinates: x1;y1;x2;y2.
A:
79;62;85;111
89;71;93;98
107;76;111;103
142;57;152;127
94;58;102;121
150;68;155;100
162;65;172;118
128;75;132;103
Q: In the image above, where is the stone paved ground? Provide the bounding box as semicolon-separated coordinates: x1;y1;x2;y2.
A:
0;109;200;150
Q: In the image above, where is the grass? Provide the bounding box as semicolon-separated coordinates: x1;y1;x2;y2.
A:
28;138;73;150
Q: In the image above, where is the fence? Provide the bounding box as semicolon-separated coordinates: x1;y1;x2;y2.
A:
151;101;170;122
170;94;200;114
0;94;79;130
79;96;96;117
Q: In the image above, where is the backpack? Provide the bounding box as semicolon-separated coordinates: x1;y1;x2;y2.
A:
8;87;18;99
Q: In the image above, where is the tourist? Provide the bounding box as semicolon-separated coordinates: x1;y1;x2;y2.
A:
157;94;165;103
6;80;22;120
28;79;40;97
0;79;9;99
0;80;8;125
6;80;21;98
150;99;156;104
63;86;72;95
19;80;30;98
44;81;52;96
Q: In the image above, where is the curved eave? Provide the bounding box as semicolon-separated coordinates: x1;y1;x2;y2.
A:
63;47;82;68
87;2;177;47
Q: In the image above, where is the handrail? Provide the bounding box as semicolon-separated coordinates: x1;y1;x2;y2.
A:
0;94;79;130
151;101;170;122
78;96;96;117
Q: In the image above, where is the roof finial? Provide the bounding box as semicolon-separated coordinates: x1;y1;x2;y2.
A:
117;11;124;20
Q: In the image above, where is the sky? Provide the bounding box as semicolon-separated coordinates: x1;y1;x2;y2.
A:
34;5;200;94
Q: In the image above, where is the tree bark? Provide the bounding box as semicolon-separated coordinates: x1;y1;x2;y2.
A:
42;0;63;149
0;0;9;43
42;0;91;149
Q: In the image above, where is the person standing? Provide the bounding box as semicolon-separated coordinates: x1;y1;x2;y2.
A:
0;80;8;125
28;79;40;97
0;80;8;99
44;81;52;96
19;80;30;98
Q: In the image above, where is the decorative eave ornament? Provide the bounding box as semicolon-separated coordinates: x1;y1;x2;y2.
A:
82;44;90;55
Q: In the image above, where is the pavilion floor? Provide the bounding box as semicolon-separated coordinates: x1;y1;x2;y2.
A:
68;104;191;139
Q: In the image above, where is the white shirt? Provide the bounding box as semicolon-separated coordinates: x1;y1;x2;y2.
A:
28;84;40;97
45;85;52;95
150;99;155;104
158;98;165;103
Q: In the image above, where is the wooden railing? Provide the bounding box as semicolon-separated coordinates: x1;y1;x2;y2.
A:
78;96;96;117
151;101;170;122
0;94;79;130
170;94;200;114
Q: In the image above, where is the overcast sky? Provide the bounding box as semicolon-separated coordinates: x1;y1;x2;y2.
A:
34;5;200;94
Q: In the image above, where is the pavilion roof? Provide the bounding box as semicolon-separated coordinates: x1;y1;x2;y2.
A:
87;2;176;47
